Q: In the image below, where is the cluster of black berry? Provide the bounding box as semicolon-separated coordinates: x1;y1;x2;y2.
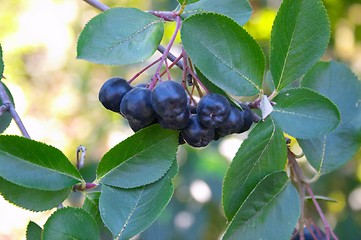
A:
99;77;254;147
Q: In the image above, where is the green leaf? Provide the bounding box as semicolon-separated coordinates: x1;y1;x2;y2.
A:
100;161;178;239
97;124;178;188
298;61;361;173
183;0;252;26
26;221;42;240
271;88;340;139
181;13;265;96
0;176;71;211
223;171;300;240
42;207;100;240
222;118;287;221
270;0;330;91
77;8;164;65
83;192;113;239
0;82;15;133
0;135;82;191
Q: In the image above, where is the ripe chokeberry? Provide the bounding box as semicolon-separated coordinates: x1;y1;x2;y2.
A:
158;108;190;130
181;114;214;147
120;88;156;130
98;77;132;112
238;103;253;132
196;93;231;128
151;80;188;118
215;105;244;138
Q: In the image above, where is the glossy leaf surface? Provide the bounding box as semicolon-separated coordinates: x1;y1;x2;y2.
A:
271;88;340;139
183;0;252;26
100;162;178;239
77;8;164;65
181;13;265;96
0;135;82;190
299;61;361;173
97;124;178;188
222;118;287;221
43;207;99;240
270;0;330;91
223;171;300;240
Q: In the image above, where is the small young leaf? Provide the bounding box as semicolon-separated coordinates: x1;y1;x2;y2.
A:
270;0;330;91
0;136;82;191
100;162;178;239
97;124;178;188
223;171;300;240
271;88;340;139
181;13;265;96
222;118;287;221
77;8;164;65
183;0;252;26
0;82;15;134
26;221;42;240
0;177;71;211
42;207;100;240
298;61;361;173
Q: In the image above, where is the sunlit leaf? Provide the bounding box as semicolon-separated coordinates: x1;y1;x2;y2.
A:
77;8;164;65
270;0;330;91
0;135;82;190
182;13;265;96
97;124;178;188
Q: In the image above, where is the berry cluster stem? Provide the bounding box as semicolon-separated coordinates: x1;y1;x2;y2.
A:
288;149;339;240
149;15;182;89
128;57;162;84
0;81;30;139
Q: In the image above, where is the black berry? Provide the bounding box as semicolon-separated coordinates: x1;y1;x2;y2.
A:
215;106;244;138
98;77;132;112
293;225;326;240
120;88;156;130
181;115;214;148
197;93;231;128
238;103;253;133
151;80;188;118
158;109;190;130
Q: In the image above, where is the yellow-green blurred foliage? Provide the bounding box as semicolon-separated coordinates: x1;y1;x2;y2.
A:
0;0;360;239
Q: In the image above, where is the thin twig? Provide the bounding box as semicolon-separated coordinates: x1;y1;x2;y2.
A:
0;82;30;138
82;0;109;11
157;45;184;70
149;15;182;89
128;57;162;84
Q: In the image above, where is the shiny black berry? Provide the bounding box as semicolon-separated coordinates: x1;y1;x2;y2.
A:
151;80;188;118
181;115;214;148
197;93;231;128
98;77;132;112
215;106;244;138
120;88;155;130
238;103;253;133
158;109;190;130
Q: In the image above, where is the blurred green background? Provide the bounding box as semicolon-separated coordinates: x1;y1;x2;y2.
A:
0;0;360;239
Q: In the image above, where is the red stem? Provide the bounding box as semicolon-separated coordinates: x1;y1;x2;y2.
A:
149;15;182;89
128;57;162;84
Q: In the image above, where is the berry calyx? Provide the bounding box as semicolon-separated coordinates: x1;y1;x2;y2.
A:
181;114;214;147
98;77;132;112
151;80;188;118
196;93;231;128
